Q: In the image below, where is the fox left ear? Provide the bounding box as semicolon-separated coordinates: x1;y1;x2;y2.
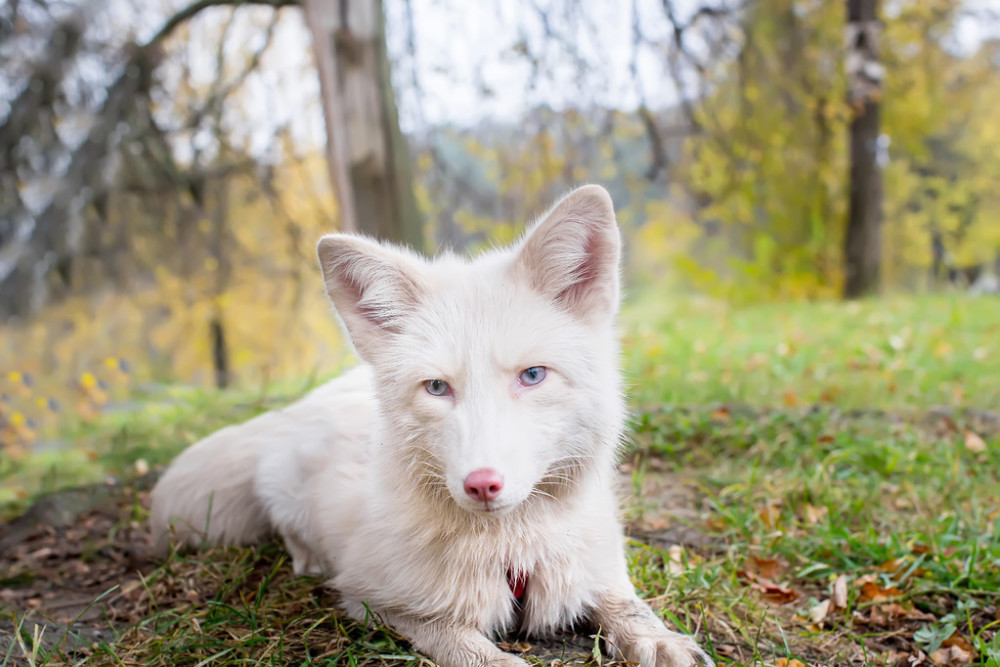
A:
316;234;426;362
514;184;621;321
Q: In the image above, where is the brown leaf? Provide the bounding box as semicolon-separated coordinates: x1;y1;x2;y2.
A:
938;413;959;432
964;430;987;454
704;516;728;532
497;641;532;653
878;558;906;573
737;569;798;604
759;504;782;528
817;434;835;443
886;650;924;667
710;407;731;421
930;646;974;665
818;388;839;403
859;581;903;603
868;603;912;624
750;556;782;580
783;390;799;407
941;632;975;654
714;644;740;658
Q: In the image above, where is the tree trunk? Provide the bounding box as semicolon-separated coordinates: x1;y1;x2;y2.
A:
303;0;422;248
843;0;883;298
210;316;230;389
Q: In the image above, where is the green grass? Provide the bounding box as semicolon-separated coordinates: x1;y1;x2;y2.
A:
3;294;999;665
622;293;1000;409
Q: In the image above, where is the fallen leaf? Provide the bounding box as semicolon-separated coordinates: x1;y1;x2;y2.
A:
759;504;782;528
964;430;987;454
937;413;959;432
869;603;916;624
831;574;848;609
737;569;798;604
749;556;781;580
497;641;532;653
818;387;840;403
120;579;142;596
27;547;54;560
710;407;730;421
664;545;687;576
775;659;807;667
714;644;739;658
817;434;835;443
929;646;974;665
804;504;829;525
809;599;831;624
878;558;906;573
947;646;973;664
941;632;975;654
783;390;799;407
859;581;903;603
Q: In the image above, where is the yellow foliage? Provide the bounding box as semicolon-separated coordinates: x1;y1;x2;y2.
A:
0;149;350;449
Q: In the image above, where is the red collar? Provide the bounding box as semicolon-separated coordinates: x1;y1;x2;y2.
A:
507;568;527;601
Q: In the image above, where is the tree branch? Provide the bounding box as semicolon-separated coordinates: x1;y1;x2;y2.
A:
147;0;297;48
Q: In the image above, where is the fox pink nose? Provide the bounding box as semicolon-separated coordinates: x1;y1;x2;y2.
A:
463;468;504;503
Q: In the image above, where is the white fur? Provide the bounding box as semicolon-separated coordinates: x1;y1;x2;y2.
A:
149;185;712;667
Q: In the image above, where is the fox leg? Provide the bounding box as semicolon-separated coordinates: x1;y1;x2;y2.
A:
591;590;713;667
376;612;528;667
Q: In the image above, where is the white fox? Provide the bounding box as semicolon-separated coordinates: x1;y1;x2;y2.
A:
150;185;713;667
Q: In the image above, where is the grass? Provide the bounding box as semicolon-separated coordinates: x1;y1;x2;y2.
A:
621;293;1000;409
2;293;999;666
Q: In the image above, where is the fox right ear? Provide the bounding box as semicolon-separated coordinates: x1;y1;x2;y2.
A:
316;235;425;360
514;184;621;322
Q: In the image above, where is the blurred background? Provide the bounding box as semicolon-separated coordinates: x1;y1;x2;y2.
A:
1;0;999;462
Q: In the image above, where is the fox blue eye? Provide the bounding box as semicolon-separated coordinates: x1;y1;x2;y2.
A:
518;366;546;386
425;379;452;396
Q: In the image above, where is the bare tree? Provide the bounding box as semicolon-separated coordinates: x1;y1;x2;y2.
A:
303;0;422;248
843;0;884;298
0;0;296;319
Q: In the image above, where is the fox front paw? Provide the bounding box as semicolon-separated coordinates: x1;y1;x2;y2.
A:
485;653;530;667
617;626;713;667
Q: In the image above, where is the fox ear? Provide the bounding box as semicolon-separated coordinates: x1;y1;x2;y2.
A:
316;235;425;360
515;184;621;320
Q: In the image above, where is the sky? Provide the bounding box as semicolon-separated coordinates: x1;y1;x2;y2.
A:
4;0;999;162
154;0;713;158
195;0;1000;151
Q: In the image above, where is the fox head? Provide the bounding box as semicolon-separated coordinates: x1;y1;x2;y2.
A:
317;185;625;517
